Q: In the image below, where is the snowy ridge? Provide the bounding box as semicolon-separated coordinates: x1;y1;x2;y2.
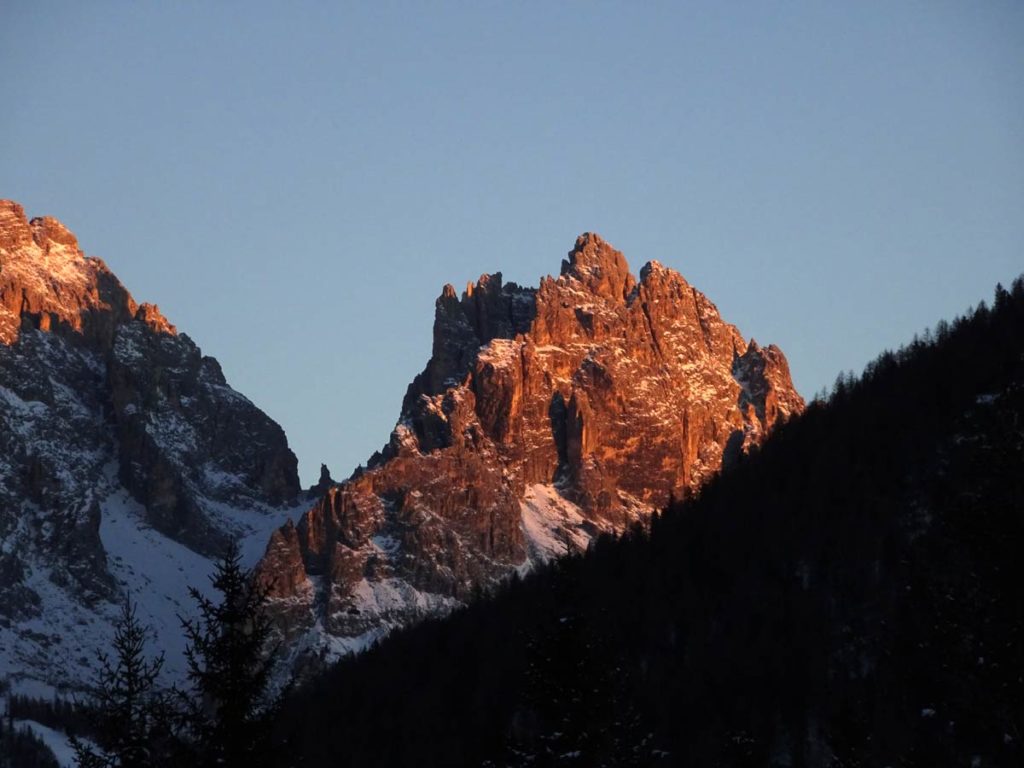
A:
520;484;600;564
520;483;648;567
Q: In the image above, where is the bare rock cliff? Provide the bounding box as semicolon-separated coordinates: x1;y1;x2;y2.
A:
0;200;300;687
259;233;803;648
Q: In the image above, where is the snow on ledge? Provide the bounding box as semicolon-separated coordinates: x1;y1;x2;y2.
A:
519;484;595;566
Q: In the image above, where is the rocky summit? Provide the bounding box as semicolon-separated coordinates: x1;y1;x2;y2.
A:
0;200;301;689
257;232;803;656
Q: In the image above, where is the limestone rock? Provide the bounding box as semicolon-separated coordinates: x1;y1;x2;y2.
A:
258;233;803;650
0;200;301;687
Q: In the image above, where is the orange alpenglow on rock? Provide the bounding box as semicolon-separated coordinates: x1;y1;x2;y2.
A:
0;200;177;345
257;231;804;651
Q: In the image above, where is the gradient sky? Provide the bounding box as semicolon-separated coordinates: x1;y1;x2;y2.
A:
3;2;1022;485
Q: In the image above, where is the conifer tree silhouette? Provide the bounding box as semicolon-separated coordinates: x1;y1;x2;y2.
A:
179;542;282;768
72;601;167;768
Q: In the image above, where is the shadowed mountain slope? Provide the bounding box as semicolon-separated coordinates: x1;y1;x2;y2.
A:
0;200;301;689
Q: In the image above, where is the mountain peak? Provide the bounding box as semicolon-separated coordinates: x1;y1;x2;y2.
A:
259;233;804;660
560;232;635;301
0;202;108;343
0;199;33;249
0;201;300;689
134;302;177;335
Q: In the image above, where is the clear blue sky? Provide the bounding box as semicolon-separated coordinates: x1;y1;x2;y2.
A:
3;2;1022;485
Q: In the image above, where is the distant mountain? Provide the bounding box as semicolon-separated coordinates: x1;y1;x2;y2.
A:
276;279;1024;767
0;200;301;690
256;232;802;658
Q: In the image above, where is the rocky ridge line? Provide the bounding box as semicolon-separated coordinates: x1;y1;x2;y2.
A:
258;232;804;656
0;199;300;688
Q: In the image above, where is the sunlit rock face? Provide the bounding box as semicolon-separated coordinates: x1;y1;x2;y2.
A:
0;200;301;688
259;232;803;653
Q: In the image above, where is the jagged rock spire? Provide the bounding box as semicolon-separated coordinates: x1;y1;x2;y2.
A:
560;232;636;301
259;232;804;653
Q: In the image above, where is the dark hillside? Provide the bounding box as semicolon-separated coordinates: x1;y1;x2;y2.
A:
277;278;1024;767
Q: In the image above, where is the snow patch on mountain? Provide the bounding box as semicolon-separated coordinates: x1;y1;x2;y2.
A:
0;485;306;693
14;719;79;767
519;484;624;566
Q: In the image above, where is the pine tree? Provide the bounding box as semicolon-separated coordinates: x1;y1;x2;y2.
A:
178;541;282;767
71;601;167;768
